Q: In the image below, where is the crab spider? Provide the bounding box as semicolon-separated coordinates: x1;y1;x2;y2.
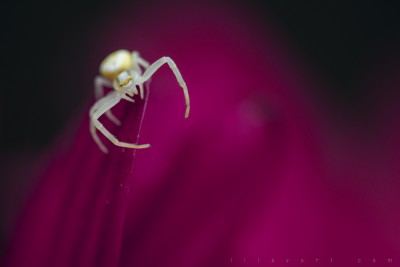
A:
90;50;190;153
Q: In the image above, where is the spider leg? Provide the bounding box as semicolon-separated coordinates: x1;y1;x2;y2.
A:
138;84;145;100
131;52;151;100
131;52;142;75
90;121;107;153
94;76;112;99
132;51;150;70
91;94;150;153
139;57;190;118
90;91;115;116
94;75;122;126
89;92;117;153
121;94;135;102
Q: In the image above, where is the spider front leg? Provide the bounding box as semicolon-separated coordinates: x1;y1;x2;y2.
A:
91;94;150;153
139;57;190;118
94;76;122;126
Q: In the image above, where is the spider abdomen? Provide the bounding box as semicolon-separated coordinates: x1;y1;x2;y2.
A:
99;49;133;80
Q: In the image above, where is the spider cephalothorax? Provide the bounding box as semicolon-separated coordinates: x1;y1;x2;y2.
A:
89;50;190;153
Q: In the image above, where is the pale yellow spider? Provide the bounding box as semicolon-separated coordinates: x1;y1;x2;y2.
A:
89;50;190;153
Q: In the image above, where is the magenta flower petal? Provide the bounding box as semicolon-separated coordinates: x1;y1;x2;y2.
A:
5;2;400;267
3;89;150;267
88;3;330;266
3;3;334;267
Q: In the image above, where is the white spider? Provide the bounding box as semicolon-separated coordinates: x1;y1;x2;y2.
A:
89;50;190;153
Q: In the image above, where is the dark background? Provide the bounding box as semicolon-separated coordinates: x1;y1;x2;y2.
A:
2;0;400;257
2;0;400;152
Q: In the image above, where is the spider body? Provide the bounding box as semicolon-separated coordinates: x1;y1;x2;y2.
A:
89;50;190;153
100;49;133;80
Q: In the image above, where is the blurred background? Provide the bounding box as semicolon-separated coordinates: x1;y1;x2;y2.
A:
3;0;400;152
2;0;400;261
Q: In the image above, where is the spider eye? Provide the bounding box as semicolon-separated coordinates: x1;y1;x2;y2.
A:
117;71;133;87
118;76;133;87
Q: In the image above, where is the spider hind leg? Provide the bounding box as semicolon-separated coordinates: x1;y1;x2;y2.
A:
91;94;150;153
